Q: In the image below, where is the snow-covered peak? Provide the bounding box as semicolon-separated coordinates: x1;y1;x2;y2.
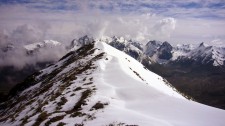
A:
171;44;195;60
146;40;162;47
78;35;94;45
143;41;174;63
23;42;44;51
44;40;61;46
157;41;173;60
176;44;195;51
69;35;94;50
112;36;128;44
211;46;225;66
199;42;209;48
24;40;62;51
144;40;162;57
177;42;225;66
188;44;212;60
97;36;113;43
159;41;172;50
188;42;210;57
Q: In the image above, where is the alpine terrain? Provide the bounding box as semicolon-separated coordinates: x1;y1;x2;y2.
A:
0;38;225;126
104;36;225;109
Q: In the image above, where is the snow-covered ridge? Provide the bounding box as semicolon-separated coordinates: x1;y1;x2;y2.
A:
98;41;183;99
1;40;225;126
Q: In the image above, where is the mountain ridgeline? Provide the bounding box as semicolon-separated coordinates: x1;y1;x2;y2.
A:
1;37;225;126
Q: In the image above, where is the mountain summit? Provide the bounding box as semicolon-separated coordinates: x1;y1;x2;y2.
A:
1;39;225;126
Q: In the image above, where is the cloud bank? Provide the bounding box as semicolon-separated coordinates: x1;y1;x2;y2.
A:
0;24;66;69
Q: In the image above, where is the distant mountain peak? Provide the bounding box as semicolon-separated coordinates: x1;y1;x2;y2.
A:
24;40;61;52
161;41;172;48
199;42;208;47
68;35;94;50
112;36;127;43
147;40;162;46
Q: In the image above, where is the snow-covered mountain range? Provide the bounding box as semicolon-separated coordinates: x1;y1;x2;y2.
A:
1;38;225;126
1;36;224;68
102;36;225;67
175;42;225;66
24;40;62;54
1;40;62;54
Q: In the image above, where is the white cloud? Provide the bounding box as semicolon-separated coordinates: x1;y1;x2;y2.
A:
0;0;224;45
11;24;43;44
209;39;225;47
151;18;176;40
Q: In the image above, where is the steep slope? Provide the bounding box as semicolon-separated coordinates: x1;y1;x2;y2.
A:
1;41;225;126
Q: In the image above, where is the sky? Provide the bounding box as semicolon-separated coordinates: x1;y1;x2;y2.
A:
0;0;225;46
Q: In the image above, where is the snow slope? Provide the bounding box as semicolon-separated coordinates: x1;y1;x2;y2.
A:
90;42;225;126
0;41;225;126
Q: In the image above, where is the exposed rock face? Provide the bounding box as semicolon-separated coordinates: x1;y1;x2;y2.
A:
157;41;173;60
144;40;162;57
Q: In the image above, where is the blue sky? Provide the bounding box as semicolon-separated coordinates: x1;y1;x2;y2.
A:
0;0;225;45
